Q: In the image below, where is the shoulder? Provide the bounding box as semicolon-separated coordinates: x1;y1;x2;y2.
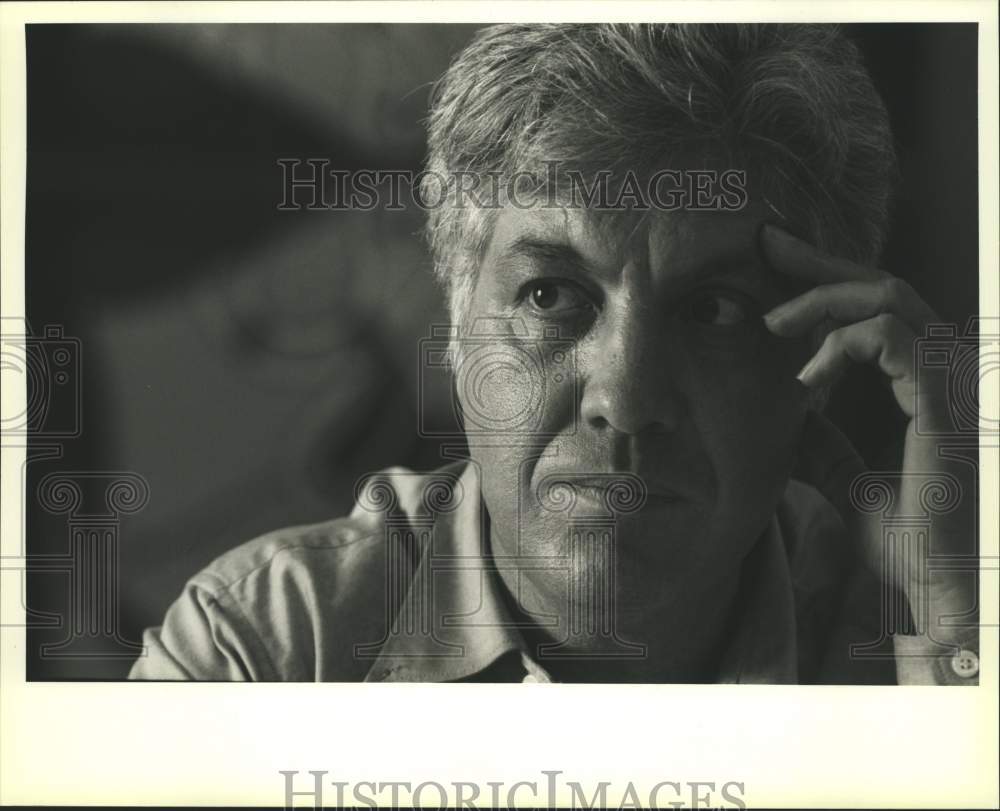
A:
192;460;470;600
188;514;384;604
129;462;469;682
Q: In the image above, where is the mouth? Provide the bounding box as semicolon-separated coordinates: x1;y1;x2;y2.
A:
536;473;686;513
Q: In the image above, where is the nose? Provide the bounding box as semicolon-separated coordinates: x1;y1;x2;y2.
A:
579;302;686;435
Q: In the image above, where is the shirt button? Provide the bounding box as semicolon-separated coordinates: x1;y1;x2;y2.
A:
522;673;539;683
950;649;979;679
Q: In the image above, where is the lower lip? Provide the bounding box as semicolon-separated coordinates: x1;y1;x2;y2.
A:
564;485;682;510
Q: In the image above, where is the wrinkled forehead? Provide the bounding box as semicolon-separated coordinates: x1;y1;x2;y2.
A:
482;196;784;279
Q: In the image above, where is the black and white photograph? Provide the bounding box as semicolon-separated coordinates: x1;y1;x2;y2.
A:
1;1;997;808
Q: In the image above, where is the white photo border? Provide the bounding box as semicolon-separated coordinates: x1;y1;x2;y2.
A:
1;2;997;807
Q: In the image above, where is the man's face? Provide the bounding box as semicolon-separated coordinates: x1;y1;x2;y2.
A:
456;200;811;645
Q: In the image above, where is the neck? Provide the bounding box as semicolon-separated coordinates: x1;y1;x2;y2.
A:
492;539;747;683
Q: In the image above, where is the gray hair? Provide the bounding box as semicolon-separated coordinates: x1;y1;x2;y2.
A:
422;23;897;330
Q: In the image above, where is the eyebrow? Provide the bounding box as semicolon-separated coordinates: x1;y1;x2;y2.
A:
694;245;771;285
497;236;599;277
496;235;776;291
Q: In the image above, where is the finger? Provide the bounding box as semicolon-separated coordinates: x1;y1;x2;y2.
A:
764;278;941;337
760;223;889;285
797;313;917;407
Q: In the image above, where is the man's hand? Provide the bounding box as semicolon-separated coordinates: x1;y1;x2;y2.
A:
759;223;979;683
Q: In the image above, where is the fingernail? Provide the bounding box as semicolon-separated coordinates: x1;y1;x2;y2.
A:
796;356;818;385
763;305;798;336
763;306;784;327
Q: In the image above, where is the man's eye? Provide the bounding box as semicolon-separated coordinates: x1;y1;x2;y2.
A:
522;281;590;314
687;290;755;326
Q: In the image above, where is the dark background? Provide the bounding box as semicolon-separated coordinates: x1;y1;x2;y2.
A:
21;23;978;679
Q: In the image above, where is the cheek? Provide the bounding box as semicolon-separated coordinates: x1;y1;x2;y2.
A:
454;337;577;435
455;345;541;434
466;442;522;529
686;343;808;535
459;339;579;551
692;327;807;449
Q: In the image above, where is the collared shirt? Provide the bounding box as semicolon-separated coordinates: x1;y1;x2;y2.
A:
129;421;971;684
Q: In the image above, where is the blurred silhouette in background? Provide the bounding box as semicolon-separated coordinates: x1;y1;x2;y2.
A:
23;23;977;678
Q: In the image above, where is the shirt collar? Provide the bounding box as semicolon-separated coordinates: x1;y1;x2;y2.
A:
364;462;533;682
365;461;799;683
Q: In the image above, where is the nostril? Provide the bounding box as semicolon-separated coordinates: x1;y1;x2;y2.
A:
587;414;611;430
